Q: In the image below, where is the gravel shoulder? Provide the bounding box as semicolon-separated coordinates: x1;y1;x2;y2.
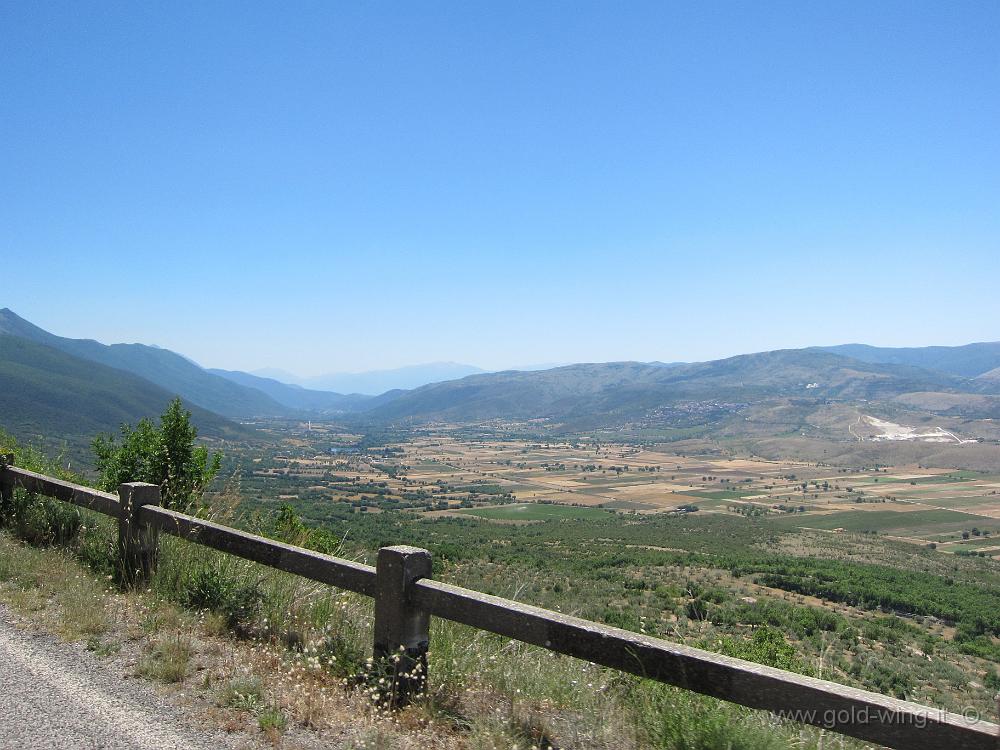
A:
0;604;248;750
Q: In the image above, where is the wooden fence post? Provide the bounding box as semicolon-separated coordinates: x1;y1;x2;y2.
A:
0;454;13;509
373;545;432;707
117;482;161;586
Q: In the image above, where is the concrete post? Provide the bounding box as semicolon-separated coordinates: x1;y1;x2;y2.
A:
117;482;161;586
372;545;432;706
0;454;13;511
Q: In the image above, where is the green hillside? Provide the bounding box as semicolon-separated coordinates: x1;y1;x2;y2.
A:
0;334;244;445
0;309;291;419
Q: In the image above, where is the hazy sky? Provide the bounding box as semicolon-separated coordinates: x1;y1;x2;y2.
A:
2;2;998;375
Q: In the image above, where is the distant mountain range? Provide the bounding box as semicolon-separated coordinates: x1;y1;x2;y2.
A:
205;369;370;412
364;351;969;428
3;308;1000;451
250;362;486;395
817;342;1000;379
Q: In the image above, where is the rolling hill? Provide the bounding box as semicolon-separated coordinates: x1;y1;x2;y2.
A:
976;366;1000;384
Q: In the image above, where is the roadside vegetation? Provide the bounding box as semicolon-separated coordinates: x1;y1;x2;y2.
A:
2;407;999;748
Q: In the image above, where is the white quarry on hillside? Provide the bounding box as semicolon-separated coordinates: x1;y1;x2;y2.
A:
851;415;978;444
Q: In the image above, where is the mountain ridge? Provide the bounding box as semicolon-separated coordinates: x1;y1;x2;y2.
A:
0;333;243;441
207;369;372;413
4;308;998;436
362;349;968;428
0;309;294;419
818;342;1000;378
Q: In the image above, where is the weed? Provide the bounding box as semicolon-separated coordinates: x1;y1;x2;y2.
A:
257;705;287;732
57;584;108;639
138;633;193;683
220;675;264;711
86;637;122;657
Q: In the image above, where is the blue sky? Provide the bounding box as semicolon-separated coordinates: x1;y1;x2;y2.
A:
2;1;998;375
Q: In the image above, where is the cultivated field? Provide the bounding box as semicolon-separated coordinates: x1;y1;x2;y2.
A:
241;428;1000;559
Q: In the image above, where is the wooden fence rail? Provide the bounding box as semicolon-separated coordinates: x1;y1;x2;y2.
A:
0;456;997;750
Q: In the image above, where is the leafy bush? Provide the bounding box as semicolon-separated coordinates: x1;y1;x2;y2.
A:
11;494;81;546
985;670;1000;692
847;656;915;699
0;430;84;546
92;398;221;510
709;599;844;637
714;627;813;675
174;559;262;632
953;629;1000;661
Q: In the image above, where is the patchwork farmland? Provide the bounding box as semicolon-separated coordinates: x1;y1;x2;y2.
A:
239;428;1000;559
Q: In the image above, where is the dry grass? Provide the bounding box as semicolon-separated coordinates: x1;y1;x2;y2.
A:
0;534;109;639
0;530;469;749
137;632;194;683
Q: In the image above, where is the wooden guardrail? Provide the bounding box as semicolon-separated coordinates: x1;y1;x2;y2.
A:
0;455;997;750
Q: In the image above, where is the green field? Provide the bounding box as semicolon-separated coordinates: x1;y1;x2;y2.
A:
458;502;614;521
941;537;1000;550
8;420;1000;747
777;508;1000;536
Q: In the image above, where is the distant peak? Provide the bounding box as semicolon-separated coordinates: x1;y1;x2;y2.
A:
0;308;48;337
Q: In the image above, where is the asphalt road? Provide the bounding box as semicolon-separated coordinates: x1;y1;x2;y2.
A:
0;607;241;750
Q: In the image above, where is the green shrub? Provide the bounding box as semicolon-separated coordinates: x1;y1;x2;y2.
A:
714;627;813;675
10;492;81;546
175;561;262;632
848;657;914;699
985;670;1000;692
92;398;221;511
76;518;118;579
257;706;287;732
0;432;84;547
219;676;264;710
138;634;193;683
